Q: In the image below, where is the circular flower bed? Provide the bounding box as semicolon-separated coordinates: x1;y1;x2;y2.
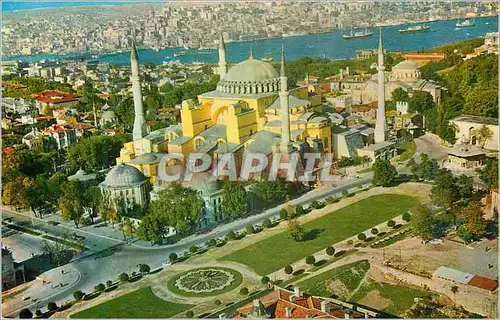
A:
167;267;243;297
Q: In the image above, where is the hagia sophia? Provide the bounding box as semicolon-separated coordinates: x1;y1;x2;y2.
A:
100;30;420;227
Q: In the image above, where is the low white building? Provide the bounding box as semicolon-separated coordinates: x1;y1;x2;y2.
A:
450;115;498;151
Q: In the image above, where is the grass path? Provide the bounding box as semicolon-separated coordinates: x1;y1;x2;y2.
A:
220;194;418;275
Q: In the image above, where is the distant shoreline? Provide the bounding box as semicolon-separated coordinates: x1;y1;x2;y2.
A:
1;2;162;13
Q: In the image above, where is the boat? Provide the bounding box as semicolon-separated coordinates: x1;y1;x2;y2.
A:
456;19;475;27
342;28;373;39
398;24;431;34
282;31;308;38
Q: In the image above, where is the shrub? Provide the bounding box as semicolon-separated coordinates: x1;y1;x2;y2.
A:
73;290;85;301
246;225;254;234
35;310;42;317
139;264;151;273
261;276;270;284
284;265;293;275
279;209;288;220
306;255;316;265
225;231;236;241
186;310;194;318
206;238;217;247
402;212;411;222
214;299;222;306
240;287;249;295
106;280;113;287
357;233;367;240
325;196;335;204
295;205;305;215
169;253;178;262
347;239;354;245
94;283;105;292
118;273;129;282
311;200;324;209
189;245;199;253
371;228;379;235
262;218;272;228
326;246;335;256
342;190;348;196
387;220;396;228
47;302;58;312
19;308;33;319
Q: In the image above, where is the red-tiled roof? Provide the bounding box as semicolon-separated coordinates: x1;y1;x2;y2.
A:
43;124;74;134
72;123;94;129
468;275;498;291
2;147;15;155
33;90;80;104
35;116;54;121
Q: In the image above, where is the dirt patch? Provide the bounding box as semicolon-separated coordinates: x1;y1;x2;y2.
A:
326;279;350;300
358;290;392;310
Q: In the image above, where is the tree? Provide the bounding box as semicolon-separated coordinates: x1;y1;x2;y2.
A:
186;311;195;318
326;246;335;256
214;299;222;306
169;253;178;263
431;170;458;208
357;233;367;240
136;214;163;245
246;225;254;234
222;182;248;220
408;154;439;181
411;205;438;241
402;212;412;222
474;125;493;148
47;302;58;312
19;309;33;318
372;159;398;187
59;180;85;228
295;205;305;216
284;265;293;275
459;202;488;241
2;174;32;209
251;179;287;207
451;285;459;294
41;237;70;267
478;158;498;189
189;245;199;253
261;276;270;284
279;208;289;220
287;219;306;242
262;218;272;229
73;290;85;301
240;287;249;295
35;310;42;317
139;264;151;273
409;91;435;114
94;283;105;292
149;184;204;236
371;228;379;235
387;220;396;228
306;255;316;265
456;175;473;200
118;273;130;282
106;280;113;288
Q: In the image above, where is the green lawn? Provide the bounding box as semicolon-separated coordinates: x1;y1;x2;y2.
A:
166;267;243;297
221;194;418;275
296;260;370;297
393;141;416;163
351;281;434;316
71;287;193;318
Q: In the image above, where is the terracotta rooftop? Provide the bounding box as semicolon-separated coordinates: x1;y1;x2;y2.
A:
468;275;498;291
33;90;80;104
43;124;74;134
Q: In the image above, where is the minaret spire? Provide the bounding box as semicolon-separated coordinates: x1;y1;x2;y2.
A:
218;32;227;79
249;47;254;60
130;40;147;141
279;46;291;153
374;28;386;144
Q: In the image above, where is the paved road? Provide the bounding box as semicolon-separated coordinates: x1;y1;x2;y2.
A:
3;172;375;317
413;133;449;164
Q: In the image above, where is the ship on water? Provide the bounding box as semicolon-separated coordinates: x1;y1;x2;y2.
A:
398;24;431;34
342;28;373;40
456;19;475;27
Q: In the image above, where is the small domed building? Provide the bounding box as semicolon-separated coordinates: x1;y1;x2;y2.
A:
100;164;150;207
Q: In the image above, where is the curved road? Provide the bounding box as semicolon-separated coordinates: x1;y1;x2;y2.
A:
3;173;373;317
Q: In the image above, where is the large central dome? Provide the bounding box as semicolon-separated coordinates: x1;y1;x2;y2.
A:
224;59;279;82
217;57;281;95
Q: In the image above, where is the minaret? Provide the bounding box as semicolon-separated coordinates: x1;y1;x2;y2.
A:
374;28;386;144
279;46;291;153
130;41;147;141
218;32;227;79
